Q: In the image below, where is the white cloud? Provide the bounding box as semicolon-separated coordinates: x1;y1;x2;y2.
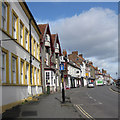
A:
38;7;118;78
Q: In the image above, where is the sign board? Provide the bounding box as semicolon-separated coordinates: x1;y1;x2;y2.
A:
86;73;89;76
59;63;64;70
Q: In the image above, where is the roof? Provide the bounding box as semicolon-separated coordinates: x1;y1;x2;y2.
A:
51;34;62;55
38;24;48;42
89;64;96;70
20;2;41;35
38;24;54;52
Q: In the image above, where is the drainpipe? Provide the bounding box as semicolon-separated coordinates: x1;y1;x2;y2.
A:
29;18;32;96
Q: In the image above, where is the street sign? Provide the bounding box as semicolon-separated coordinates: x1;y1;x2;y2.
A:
60;63;64;70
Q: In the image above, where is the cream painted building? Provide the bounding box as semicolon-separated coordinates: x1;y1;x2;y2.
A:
0;1;42;112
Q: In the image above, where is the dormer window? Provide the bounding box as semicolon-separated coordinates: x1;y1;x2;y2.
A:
45;34;50;42
55;43;59;49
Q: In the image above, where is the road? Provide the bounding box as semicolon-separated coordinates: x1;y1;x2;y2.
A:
2;85;119;119
68;85;119;119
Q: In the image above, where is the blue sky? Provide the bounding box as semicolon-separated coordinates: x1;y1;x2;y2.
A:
27;2;118;21
26;2;118;79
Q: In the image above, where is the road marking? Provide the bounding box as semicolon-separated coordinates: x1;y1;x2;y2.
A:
94;99;96;101
89;96;93;99
98;102;102;105
75;104;95;120
109;88;120;94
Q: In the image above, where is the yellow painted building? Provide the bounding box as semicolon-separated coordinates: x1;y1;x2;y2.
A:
0;1;42;112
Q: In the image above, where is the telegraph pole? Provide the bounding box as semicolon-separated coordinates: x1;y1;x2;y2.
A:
61;70;65;103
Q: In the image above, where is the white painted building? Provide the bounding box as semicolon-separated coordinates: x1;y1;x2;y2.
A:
67;60;81;88
0;1;42;112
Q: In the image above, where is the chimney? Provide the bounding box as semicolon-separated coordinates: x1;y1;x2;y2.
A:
72;51;78;55
89;61;93;65
96;67;98;70
63;49;67;57
79;54;83;58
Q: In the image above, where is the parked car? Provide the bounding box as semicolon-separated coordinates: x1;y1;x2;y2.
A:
87;82;95;88
96;79;104;86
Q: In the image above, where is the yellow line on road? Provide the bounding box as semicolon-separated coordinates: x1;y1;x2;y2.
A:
109;88;120;94
78;105;95;120
75;104;95;120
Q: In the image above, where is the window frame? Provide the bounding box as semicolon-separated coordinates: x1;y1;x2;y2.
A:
1;2;9;33
1;48;9;84
25;27;29;51
12;9;18;41
20;20;24;46
11;53;18;84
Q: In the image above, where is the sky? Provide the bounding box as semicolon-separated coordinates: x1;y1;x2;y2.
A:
27;2;118;79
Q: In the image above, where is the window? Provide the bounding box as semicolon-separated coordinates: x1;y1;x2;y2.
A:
21;61;24;84
25;29;28;50
20;22;24;45
46;72;50;84
45;34;50;42
36;44;38;59
2;2;7;30
34;68;36;85
33;40;36;56
1;52;6;83
26;64;29;85
37;69;39;85
12;13;17;39
55;43;59;49
46;53;49;66
12;57;16;84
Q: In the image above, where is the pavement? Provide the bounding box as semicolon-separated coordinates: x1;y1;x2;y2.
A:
2;91;81;119
111;85;120;93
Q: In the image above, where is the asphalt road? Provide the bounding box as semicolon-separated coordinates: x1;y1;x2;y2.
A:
68;85;119;119
2;85;119;119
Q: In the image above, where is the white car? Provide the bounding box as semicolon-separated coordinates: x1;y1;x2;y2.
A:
87;82;95;88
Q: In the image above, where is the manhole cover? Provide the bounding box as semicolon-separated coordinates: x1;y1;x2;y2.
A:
21;111;37;116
